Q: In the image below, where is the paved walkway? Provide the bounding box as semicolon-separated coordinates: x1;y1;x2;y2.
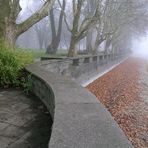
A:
27;60;133;148
0;89;52;148
87;57;148;148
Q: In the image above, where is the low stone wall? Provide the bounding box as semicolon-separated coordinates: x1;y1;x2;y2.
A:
30;73;55;119
40;53;126;84
25;53;133;148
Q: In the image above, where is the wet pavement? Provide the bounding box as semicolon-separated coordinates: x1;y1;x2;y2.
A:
0;89;52;148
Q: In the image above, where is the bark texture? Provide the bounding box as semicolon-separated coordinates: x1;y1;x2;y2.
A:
0;0;55;48
46;0;66;54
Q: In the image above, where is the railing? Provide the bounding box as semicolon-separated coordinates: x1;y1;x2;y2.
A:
39;52;129;82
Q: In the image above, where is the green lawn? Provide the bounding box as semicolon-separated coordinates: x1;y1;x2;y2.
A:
16;48;68;59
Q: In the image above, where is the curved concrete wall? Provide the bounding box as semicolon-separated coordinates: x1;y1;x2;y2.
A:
25;54;133;148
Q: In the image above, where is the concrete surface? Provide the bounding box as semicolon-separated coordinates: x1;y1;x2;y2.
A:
0;89;52;148
26;62;133;148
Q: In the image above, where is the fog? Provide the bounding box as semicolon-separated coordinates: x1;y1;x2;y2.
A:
18;0;43;23
132;35;148;59
15;0;148;54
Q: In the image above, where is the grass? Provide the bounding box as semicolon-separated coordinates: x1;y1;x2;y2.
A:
16;48;68;59
0;41;33;88
16;48;46;59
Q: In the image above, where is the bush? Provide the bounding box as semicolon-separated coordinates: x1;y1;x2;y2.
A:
15;49;33;67
0;41;33;88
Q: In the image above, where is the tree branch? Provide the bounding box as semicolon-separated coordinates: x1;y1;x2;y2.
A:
10;0;21;20
17;0;54;36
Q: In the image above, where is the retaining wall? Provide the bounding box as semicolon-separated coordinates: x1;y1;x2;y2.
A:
40;53;125;85
25;53;133;148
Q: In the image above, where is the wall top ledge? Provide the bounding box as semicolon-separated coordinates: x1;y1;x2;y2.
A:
25;61;133;148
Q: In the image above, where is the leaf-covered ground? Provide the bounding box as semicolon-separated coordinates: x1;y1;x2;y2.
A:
87;58;148;148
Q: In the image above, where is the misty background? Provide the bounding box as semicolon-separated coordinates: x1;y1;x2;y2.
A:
16;0;71;50
132;35;148;58
16;0;148;57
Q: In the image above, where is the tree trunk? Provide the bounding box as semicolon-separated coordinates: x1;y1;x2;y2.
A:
86;30;92;53
46;39;59;54
46;0;65;54
4;20;17;48
49;8;56;43
104;38;111;54
0;0;11;41
93;34;105;54
68;37;77;57
67;0;83;57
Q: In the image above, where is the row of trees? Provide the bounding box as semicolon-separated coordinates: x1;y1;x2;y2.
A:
1;0;148;57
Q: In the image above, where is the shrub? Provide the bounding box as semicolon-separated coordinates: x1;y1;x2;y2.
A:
21;74;33;94
0;40;33;88
15;49;33;67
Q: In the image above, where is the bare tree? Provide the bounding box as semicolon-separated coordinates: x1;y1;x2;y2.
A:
46;0;66;54
63;0;100;57
0;0;55;48
85;0;96;53
91;0;148;54
35;20;49;49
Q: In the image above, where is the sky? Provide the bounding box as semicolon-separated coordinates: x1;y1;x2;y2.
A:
20;0;29;10
18;0;71;23
132;35;148;58
20;0;34;9
18;0;43;23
